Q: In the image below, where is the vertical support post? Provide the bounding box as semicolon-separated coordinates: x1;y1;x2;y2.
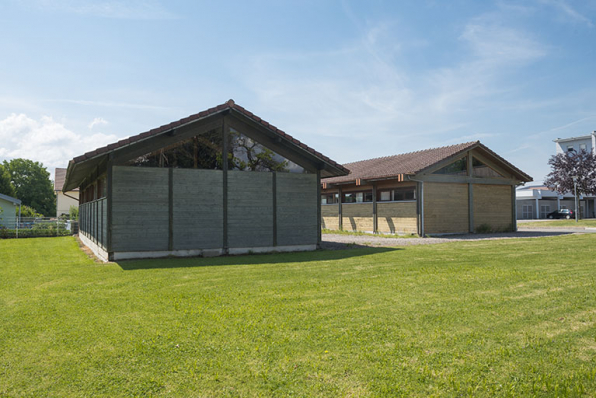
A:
511;185;517;231
272;171;277;247
168;167;174;251
222;117;229;253
106;156;114;258
316;169;321;247
467;154;474;233
95;200;98;243
372;181;378;233
535;197;539;219
468;183;474;233
17;204;20;238
419;181;425;237
338;186;343;230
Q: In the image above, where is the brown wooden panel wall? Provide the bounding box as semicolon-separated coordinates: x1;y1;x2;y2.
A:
473;184;512;231
377;202;417;234
424;182;469;234
321;205;339;230
342;203;374;231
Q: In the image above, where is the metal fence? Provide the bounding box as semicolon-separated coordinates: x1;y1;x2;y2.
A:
0;217;79;239
79;198;107;249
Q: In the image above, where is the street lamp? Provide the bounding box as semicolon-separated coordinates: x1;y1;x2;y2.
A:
572;175;579;223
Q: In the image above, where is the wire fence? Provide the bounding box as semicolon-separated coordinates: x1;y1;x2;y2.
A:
0;217;79;239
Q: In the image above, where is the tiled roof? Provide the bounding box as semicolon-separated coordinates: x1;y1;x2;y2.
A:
323;141;532;184
54;168;79;191
69;99;349;175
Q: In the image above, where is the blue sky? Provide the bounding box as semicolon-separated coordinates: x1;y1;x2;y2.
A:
1;0;595;183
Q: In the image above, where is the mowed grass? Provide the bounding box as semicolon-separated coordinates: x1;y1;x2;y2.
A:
1;237;596;397
519;219;596;228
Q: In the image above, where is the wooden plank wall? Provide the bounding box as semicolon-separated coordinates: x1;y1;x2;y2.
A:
377;202;417;234
172;169;223;250
424;182;469;234
276;173;318;246
321;206;339;230
473;184;512;230
111;167;169;252
227;171;274;248
342;203;374;231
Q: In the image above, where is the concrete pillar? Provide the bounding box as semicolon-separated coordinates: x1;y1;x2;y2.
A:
535;198;539;219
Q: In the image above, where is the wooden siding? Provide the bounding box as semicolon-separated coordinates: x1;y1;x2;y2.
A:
227;170;274;248
377;202;417;234
342;203;374;231
424;182;469;234
111;167;169;252
276;173;318;246
172;169;224;250
321;205;339;230
473;184;512;230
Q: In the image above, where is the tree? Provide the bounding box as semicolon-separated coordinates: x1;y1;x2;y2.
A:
2;159;56;217
0;164;16;197
544;150;596;196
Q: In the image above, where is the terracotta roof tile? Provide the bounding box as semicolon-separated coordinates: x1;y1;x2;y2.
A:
323;141;531;184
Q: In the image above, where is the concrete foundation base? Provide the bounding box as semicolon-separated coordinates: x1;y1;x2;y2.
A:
79;233;109;262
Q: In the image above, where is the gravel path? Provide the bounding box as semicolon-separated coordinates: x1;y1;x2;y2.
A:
321;229;586;250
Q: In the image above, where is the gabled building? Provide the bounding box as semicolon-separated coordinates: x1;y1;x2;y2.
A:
321;141;532;235
54;168;79;217
62;100;348;261
515;185;583;220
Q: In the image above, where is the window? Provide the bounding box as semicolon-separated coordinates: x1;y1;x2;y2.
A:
433;157;467;176
580;143;587;151
378;188;416;202
321;193;339;205
567;145;575;152
472;157;504;178
127;130;224;169
342;191;373;203
540;205;550;219
522;204;533;219
228;130;305;173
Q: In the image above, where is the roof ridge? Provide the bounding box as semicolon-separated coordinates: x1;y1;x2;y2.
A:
344;141;479;166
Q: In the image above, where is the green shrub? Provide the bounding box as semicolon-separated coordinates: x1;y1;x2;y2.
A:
475;223;493;233
69;205;79;221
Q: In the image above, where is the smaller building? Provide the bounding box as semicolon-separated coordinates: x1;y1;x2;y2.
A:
516;185;594;219
54;168;79;217
321;141;532;235
0;193;21;229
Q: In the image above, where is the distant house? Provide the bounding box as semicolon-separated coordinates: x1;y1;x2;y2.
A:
0;193;21;229
550;131;596;218
62;100;348;261
554;131;596;155
321;141;532;235
54;168;79;217
515;185;587;219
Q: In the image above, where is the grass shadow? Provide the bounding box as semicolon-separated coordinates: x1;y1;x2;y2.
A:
117;246;401;271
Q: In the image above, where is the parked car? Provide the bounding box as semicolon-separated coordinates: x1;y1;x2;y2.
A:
546;209;574;219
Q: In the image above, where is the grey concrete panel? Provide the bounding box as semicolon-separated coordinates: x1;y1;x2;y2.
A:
276;173;318;246
172;169;224;250
111;166;169;251
227;171;274;248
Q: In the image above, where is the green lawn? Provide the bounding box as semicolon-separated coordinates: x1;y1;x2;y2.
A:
1;236;596;397
519;219;596;228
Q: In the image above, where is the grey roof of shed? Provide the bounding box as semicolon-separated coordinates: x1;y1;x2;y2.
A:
63;100;349;191
0;193;21;205
323;141;532;184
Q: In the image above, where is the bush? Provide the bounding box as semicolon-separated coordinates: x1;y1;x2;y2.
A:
475;223;493;234
69;205;79;221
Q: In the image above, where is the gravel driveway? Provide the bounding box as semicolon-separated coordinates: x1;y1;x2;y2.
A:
321;229;586;250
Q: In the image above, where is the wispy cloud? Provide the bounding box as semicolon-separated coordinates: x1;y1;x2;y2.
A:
47;99;174;111
21;0;178;20
538;0;594;28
